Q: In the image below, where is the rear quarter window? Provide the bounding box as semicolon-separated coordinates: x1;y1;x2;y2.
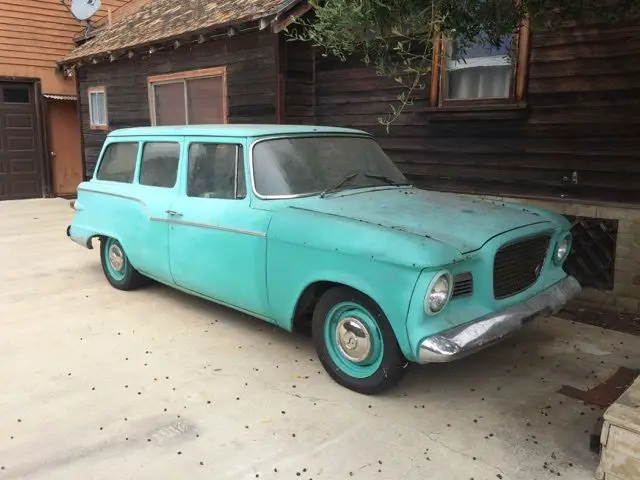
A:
96;142;139;183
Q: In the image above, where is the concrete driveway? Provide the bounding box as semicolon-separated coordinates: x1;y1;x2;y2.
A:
1;198;639;480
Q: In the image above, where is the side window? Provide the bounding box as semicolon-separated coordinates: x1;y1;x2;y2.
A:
96;142;139;183
139;142;180;188
187;143;245;199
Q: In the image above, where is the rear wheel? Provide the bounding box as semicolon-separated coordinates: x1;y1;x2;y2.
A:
100;237;146;290
312;286;408;394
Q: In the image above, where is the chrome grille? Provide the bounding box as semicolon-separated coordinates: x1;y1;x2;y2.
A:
452;272;473;298
493;235;550;299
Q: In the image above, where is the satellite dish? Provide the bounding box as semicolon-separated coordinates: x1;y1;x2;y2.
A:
70;0;101;21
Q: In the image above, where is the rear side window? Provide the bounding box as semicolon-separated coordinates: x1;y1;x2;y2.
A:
139;142;180;188
96;142;139;183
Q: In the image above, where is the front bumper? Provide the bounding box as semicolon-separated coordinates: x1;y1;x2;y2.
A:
418;275;581;363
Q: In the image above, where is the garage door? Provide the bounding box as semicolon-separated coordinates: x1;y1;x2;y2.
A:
0;83;43;199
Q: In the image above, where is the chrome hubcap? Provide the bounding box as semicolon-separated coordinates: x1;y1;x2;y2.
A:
336;317;372;363
108;244;125;272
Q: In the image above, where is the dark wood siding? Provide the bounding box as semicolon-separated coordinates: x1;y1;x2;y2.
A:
309;22;640;205
78;31;277;176
283;39;315;124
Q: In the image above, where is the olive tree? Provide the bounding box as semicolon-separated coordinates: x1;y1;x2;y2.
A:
290;0;640;128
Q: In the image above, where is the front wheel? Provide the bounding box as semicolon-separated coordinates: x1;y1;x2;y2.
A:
312;287;408;394
100;237;146;291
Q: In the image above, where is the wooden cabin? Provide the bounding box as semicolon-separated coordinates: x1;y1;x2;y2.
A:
59;0;640;311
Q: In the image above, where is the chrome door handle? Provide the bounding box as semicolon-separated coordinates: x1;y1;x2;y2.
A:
166;210;183;217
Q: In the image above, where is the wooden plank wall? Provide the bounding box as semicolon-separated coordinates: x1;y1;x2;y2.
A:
306;23;640;205
0;0;127;70
78;31;277;176
283;40;315;124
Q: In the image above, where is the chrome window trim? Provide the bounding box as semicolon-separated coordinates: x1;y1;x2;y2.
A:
248;133;378;200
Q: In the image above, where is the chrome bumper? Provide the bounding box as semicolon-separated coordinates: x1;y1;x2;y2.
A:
418;276;581;363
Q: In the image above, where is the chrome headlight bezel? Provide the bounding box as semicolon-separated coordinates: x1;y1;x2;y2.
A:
554;233;572;265
424;270;453;315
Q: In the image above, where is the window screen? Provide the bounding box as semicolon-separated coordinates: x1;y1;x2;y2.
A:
89;89;108;127
96;142;139;183
153;83;186;126
139;142;180;188
444;34;513;100
187;77;224;124
150;70;225;126
188;143;244;199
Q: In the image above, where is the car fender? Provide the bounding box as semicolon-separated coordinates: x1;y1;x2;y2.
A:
265;207;462;358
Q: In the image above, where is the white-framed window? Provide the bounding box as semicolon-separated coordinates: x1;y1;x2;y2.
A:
88;86;108;129
148;67;227;126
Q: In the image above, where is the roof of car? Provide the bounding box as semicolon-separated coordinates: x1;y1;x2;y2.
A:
108;125;370;138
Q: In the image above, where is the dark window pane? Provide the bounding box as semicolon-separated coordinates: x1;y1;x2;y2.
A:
188;143;243;199
3;87;30;104
139;142;180;188
187;77;225;124
154;82;186;125
96;142;139;183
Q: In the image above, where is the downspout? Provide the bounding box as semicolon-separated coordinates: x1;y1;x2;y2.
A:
75;66;88;182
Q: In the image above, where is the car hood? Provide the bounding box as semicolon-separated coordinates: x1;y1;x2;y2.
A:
293;187;550;254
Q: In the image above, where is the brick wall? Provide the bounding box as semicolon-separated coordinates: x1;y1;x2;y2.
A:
472;195;640;313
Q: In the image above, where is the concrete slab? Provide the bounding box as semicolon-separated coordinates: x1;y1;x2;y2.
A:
1;198;639;480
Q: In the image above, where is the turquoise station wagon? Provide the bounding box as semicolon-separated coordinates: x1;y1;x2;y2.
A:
68;125;581;394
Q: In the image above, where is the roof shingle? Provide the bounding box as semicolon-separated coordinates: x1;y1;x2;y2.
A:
61;0;295;63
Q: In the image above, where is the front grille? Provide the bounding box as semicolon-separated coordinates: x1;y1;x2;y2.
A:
452;272;473;298
493;235;550;299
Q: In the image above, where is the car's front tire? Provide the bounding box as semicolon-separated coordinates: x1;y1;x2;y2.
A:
312;286;408;394
100;237;146;291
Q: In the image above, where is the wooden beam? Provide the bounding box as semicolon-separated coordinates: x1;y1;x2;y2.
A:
273;3;313;33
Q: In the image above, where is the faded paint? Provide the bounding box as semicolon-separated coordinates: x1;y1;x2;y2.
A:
69;127;576;368
292;188;558;253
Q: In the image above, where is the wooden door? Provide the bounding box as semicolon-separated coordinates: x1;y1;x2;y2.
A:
0;82;43;199
47;100;83;196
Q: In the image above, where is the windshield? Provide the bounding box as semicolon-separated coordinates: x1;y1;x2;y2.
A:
252;136;409;197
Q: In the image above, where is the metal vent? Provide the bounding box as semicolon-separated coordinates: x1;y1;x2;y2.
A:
452;272;473;298
493;235;550;300
564;216;618;291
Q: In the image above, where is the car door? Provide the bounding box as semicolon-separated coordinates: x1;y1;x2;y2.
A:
167;137;271;318
126;137;183;283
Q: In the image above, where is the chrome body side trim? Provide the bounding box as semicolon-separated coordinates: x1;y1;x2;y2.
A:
417;275;581;363
77;187;142;205
160;218;266;237
75;187;266;238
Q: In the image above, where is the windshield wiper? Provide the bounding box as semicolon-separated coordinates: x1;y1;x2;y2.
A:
364;174;406;185
320;173;359;198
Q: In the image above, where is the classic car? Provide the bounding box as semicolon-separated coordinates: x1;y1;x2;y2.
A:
68;125;581;394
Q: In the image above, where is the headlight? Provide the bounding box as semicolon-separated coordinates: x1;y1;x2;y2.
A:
424;271;453;315
554;234;571;265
